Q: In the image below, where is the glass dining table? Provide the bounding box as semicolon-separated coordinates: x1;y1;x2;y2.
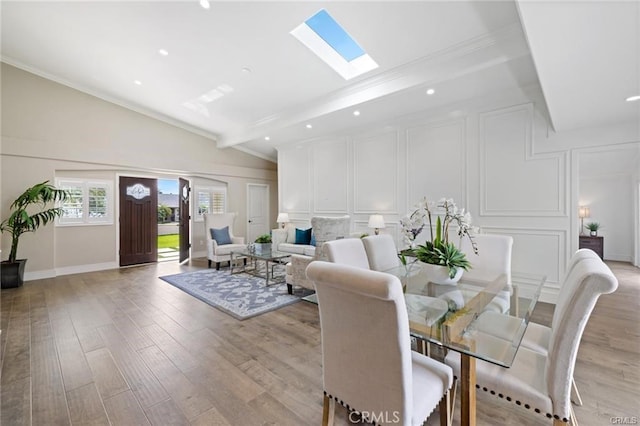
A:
385;263;546;426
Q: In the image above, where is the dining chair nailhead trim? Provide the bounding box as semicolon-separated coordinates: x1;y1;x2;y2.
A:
453;376;569;422
323;389;441;425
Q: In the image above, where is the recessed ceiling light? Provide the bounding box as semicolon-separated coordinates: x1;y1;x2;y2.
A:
158;49;169;56
199;0;210;9
353;110;360;116
626;95;640;102
134;80;142;85
241;67;252;74
306;124;313;129
426;88;435;95
264;136;270;141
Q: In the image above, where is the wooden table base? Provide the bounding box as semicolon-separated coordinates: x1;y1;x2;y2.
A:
460;354;476;426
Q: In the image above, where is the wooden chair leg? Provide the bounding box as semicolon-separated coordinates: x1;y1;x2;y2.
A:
208;259;212;268
571;378;583;406
449;378;458;423
569;402;579;426
439;390;451;426
322;394;335;426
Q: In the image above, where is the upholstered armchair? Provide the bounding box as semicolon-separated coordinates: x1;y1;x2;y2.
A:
307;261;453;426
203;213;246;270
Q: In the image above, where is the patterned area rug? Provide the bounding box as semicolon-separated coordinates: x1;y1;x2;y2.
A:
160;269;313;320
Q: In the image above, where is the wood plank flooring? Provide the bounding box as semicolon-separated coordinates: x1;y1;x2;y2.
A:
1;259;638;425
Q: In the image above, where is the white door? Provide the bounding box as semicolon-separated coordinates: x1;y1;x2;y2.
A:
247;184;269;243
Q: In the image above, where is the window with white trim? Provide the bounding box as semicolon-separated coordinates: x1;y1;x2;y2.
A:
56;179;113;225
195;186;227;221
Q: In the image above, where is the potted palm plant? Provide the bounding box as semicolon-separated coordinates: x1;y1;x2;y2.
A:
400;198;477;285
1;181;69;288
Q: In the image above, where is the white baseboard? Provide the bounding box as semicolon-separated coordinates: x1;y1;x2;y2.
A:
24;269;57;281
605;253;632;262
191;250;207;259
54;262;119;278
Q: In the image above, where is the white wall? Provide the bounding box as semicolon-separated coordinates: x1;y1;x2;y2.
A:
1;64;278;279
277;85;639;302
580;175;634;262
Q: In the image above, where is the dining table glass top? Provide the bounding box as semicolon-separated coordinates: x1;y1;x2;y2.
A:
385;263;546;368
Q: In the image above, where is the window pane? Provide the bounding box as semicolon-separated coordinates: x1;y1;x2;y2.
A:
198;191;211;215
88;186;108;218
212;191;225;213
61;186;83;218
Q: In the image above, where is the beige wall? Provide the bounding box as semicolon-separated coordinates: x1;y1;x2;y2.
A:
1;63;278;279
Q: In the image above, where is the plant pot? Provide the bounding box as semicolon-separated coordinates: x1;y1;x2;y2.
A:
590;230;597;237
1;259;27;289
420;262;463;285
254;243;272;254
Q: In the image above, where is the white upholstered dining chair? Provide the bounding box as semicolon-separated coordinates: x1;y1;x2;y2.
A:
203;213;246;270
474;248;601;406
445;256;618;425
323;238;370;269
306;261;453;426
362;234;400;271
460;233;514;314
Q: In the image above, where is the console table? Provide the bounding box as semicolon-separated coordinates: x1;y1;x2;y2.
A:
579;235;604;260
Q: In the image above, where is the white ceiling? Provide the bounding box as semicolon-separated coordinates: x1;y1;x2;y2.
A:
1;1;638;162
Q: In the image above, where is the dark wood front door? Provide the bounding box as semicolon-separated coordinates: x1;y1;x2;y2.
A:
178;177;190;264
119;176;158;266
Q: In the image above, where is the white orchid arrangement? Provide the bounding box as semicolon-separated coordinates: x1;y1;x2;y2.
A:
400;197;478;278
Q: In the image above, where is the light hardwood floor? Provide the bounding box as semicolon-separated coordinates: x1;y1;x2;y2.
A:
1;259;638;425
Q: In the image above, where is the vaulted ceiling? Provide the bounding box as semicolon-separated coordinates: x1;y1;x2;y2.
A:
1;1;638;162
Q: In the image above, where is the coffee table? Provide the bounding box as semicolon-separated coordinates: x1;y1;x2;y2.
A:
230;249;291;286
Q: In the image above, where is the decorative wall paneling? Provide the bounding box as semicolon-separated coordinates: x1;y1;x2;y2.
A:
352;131;399;215
277;97;635;302
481;226;566;299
406;118;467;209
479;103;566;217
279;147;311;214
313;139;350;214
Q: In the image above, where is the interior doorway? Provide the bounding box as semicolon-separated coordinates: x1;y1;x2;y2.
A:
246;183;270;243
157;178;181;262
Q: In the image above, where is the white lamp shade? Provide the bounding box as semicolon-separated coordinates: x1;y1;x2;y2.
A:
368;214;385;229
578;206;590;218
277;212;290;223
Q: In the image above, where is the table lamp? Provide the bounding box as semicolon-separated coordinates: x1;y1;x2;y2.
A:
368;214;385;235
276;212;290;229
578;206;590;235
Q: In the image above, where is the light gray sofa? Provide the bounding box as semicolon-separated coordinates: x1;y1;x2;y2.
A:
272;225;316;256
279;216;352;293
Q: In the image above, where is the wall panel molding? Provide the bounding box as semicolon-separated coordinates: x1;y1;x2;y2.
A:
481;226;566;286
406;118;467;210
353;131;399;215
279;146;311;214
479;103;566;217
313;139;349;214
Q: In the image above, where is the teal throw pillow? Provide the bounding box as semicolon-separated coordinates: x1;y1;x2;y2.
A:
310;233;316;246
295;228;312;245
210;226;232;245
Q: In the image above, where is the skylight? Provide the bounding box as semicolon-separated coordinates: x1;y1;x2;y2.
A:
291;9;378;80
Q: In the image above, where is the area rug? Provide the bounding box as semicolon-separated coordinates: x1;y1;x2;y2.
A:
159;269;313;320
